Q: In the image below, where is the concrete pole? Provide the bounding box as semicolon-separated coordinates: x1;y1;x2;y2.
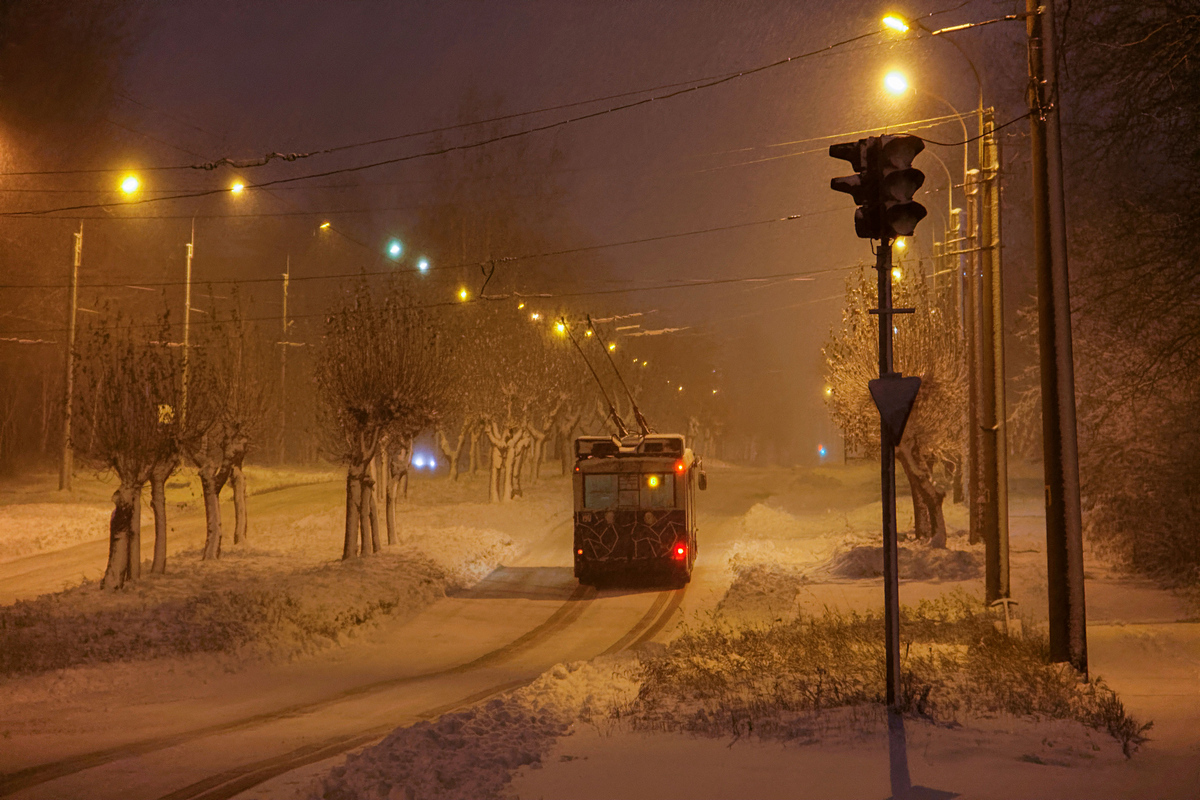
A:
59;225;81;491
181;220;194;425
1028;0;1087;675
279;256;289;464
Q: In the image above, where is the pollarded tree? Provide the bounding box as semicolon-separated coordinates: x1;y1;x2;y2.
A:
317;281;449;558
824;263;965;546
75;316;183;587
184;305;269;560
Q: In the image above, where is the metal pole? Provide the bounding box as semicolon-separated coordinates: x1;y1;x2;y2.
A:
1028;0;1087;675
279;256;289;464
181;219;194;425
876;236;902;708
59;225;81;491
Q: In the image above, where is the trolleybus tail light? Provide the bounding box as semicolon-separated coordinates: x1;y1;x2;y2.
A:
577;549;583;555
674;460;686;473
673;544;687;560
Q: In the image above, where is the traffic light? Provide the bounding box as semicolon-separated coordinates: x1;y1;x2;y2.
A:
829;135;928;240
829;138;881;240
877;135;927;237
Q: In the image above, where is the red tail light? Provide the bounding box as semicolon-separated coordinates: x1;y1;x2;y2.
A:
674;460;686;473
673;544;687;560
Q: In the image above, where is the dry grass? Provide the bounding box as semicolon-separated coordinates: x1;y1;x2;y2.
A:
632;590;1152;756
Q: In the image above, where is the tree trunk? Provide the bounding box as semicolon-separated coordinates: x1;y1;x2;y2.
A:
150;470;168;574
343;465;363;559
361;463;380;554
101;485;137;590
199;465;227;560
501;439;520;502
231;460;248;545
386;473;401;544
469;424;481;475
438;425;466;482
128;484;142;581
897;438;948;548
489;444;502;503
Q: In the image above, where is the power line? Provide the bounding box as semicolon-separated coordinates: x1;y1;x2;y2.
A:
0;261;858;339
0;207;842;290
1;26;893;217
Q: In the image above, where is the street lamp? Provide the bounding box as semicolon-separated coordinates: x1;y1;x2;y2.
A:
387;239;403;260
230;182;245;194
120;175;140;194
417;258;429;273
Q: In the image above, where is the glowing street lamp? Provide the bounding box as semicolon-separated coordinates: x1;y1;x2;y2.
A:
555;322;566;335
417;258;429;273
319;221;331;230
608;343;616;351
387;239;403;259
119;175;140;194
881;14;909;33
530;312;541;321
457;288;469;301
884;71;909;95
230;182;245;194
892;267;904;281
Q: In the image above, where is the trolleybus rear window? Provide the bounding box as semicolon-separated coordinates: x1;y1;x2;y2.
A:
641;473;675;508
583;474;618;508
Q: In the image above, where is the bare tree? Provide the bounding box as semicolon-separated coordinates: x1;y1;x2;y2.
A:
824;264;965;546
75;318;182;588
183;306;268;560
316;281;449;558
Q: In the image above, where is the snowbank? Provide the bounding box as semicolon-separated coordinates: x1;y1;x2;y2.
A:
0;525;516;676
309;658;638;800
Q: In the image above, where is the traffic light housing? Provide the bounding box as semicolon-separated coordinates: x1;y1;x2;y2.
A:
829;135;927;240
877;135;927;237
829;138;881;240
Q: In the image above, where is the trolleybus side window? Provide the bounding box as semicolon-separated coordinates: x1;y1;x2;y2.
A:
583;474;618;509
640;473;675;508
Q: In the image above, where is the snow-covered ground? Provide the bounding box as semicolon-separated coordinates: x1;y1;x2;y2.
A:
297;463;1200;800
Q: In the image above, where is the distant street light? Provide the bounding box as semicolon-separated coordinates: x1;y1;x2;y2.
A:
120;175;140;194
387;239;403;259
458;288;469;301
882;14;909;32
555;322;567;335
892;267;904;281
230;182;245;194
319;221;331;230
417;258;429;273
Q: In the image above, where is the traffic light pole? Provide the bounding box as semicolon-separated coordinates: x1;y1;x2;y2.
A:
876;237;903;709
1028;0;1087;675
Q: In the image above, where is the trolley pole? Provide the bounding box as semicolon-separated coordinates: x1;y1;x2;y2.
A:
59;225;81;491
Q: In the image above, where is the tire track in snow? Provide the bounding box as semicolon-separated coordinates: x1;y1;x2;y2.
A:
154;586;687;800
0;582;596;797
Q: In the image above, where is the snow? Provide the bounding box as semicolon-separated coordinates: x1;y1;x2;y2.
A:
308;658;639;800
0;503;112;562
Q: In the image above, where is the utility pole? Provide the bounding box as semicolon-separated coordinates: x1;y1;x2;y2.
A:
1028;0;1087;675
181;220;194;424
279;256;289;464
59;225;81;491
979;110;1011;602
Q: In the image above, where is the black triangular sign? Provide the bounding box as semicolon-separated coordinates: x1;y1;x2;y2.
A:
869;375;922;443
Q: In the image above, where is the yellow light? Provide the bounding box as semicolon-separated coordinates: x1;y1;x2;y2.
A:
518;302;525;309
642;360;648;367
677;386;683;391
823;386;833;398
319;221;331;230
647;475;659;488
882;14;909;33
531;312;540;321
608;343;616;351
458;288;469;301
712;389;718;394
230;182;245;194
884;71;909;95
894;238;907;250
585;329;593;337
555;322;566;334
119;175;139;194
892;267;903;281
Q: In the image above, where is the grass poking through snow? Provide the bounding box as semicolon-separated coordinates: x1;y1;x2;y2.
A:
633;590;1152;756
